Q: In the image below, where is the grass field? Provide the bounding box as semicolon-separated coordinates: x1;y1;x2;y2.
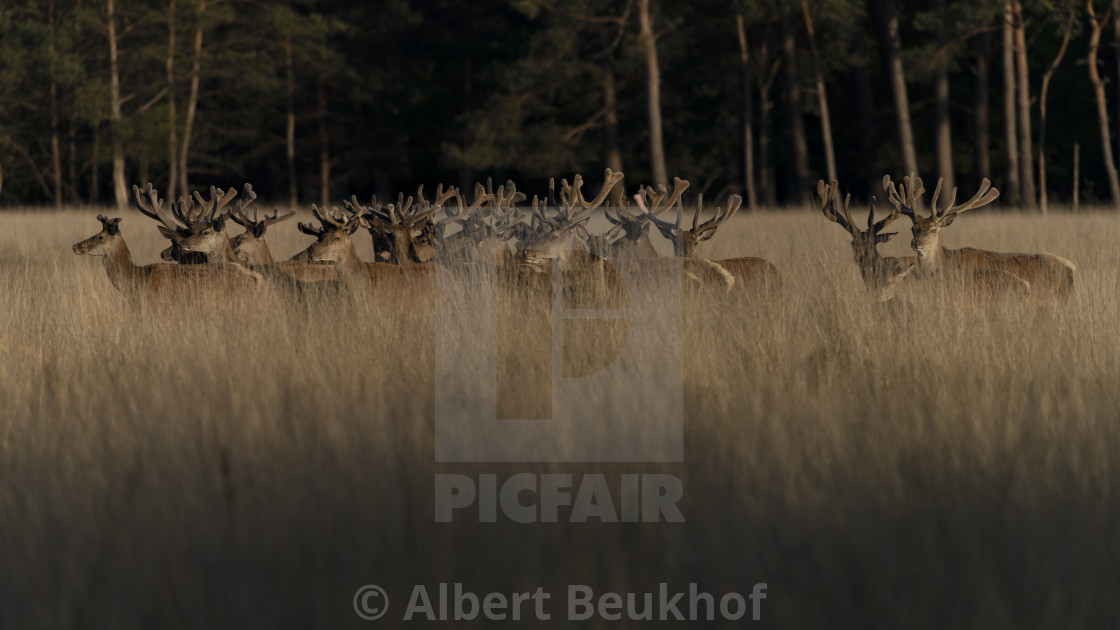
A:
2;205;1119;628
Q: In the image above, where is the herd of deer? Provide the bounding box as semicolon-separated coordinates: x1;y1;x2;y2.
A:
72;169;1076;305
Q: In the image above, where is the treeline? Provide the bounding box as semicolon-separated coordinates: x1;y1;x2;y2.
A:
1;0;1118;209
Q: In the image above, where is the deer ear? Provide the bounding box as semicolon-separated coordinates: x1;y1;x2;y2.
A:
157;225;177;240
875;231;898;244
939;213;957;227
697;230;718;242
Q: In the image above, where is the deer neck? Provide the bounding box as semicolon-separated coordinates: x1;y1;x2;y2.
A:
390;228;414;265
915;241;947;275
258;240;275;264
216;237;241;264
332;240;366;279
676;237;698;258
859;246;891;287
102;239;139;292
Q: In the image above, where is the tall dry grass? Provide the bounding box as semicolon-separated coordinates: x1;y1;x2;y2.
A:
2;206;1119;628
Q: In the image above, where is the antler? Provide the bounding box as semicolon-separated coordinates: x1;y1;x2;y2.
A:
132;183;180;232
192;185;238;221
867;197;900;234
693;194;742;238
883;174;920;219
884;173;999;222
635;192;679;232
635;178;692;233
817;180;856;236
929;177;1000;219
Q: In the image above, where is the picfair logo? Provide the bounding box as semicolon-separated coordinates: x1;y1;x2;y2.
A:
434;251;684;462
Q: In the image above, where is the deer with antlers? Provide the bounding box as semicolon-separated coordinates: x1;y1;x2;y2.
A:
636;178;782;296
345;184;454;265
818;180;917;301
132;183;242;264
297;205;434;293
884;174;1075;300
72;215;263;299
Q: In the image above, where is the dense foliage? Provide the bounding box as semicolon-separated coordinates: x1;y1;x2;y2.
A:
0;0;1113;206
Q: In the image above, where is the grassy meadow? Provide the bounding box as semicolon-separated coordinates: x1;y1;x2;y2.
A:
2;205;1119;628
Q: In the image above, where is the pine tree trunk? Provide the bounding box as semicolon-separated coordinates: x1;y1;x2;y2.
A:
735;13;757;209
602;59;623;175
49;0;62;208
179;0;205;196
68;117;78;203
1012;0;1036;209
107;0;128;211
853;13;878;197
973;33;991;184
285;29;298;208
1001;3;1020;204
1037;6;1074;214
933;0;953;193
870;0;918;177
1113;0;1120;164
91;122;100;203
802;1;836;185
318;81;330;207
1088;3;1120;207
757;50;777;207
167;0;178;201
637;0;667;187
779;2;810;203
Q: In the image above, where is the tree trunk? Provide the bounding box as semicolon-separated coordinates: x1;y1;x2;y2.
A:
801;1;836;186
318;81;330;207
756;43;778;207
973;32;991;185
91;122;100;203
1001;3;1020;204
932;0;953;193
870;0;919;178
1088;2;1120;207
853;13;878;197
179;0;205;196
167;0;178;200
637;0;667;187
601;58;624;175
107;0;128;211
49;0;62;208
1038;6;1075;214
1113;0;1120;164
285;29;298;208
735;14;757;209
779;2;810;204
801;1;835;187
1073;142;1080;210
1012;0;1037;209
68;117;78;202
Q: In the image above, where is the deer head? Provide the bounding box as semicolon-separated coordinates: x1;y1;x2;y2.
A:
635;178;742;258
299;204;362;265
73;215;124;256
228;184;294;264
883;174;1000;268
818;180;909;288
